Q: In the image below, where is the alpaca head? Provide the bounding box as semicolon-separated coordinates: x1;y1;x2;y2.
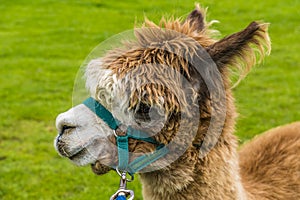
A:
54;5;270;175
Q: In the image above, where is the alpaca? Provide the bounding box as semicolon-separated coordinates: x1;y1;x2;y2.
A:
54;5;300;200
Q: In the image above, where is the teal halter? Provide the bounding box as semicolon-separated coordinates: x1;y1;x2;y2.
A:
83;97;169;176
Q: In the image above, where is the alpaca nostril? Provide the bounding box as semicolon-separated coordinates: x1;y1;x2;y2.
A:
56;112;78;136
60;125;76;136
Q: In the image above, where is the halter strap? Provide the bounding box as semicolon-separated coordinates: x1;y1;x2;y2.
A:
83;97;168;175
83;97;119;130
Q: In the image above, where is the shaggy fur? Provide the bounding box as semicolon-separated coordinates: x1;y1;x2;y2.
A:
55;4;300;200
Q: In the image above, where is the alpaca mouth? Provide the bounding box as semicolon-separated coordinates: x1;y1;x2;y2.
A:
56;140;87;160
68;148;87;160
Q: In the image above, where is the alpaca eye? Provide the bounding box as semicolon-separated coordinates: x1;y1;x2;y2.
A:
138;103;150;114
134;102;151;122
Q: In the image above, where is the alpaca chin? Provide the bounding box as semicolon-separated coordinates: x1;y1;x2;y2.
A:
91;161;111;175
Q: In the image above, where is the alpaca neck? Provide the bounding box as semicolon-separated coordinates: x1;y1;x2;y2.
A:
139;136;248;200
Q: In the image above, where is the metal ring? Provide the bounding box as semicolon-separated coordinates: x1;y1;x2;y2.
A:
113;129;118;137
114;124;128;137
116;167;134;182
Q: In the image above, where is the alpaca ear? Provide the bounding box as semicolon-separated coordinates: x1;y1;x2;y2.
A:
186;4;206;31
206;21;271;75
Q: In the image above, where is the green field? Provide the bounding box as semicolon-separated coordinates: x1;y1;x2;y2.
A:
1;0;299;199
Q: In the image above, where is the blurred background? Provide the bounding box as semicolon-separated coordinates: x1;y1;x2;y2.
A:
1;0;299;199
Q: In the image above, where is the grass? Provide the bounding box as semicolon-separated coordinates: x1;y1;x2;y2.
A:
0;0;299;199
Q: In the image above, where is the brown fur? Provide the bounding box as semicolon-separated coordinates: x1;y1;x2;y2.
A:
240;122;300;200
91;4;300;200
